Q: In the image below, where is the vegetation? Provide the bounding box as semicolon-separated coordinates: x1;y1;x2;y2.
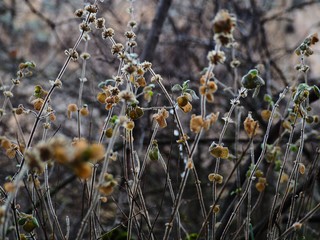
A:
0;0;320;239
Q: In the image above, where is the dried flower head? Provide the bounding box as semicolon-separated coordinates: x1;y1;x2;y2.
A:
74;162;92;179
65;48;79;61
208;173;223;184
244;113;259;137
80;52;91;60
141;61;152;70
213;10;236;34
261;109;271;121
151;74;162;82
292;222;302;230
125;31;136;39
128;20;137;28
32;98;44;111
74;9;84;18
207;50;226;65
80;105;89;116
111;43;124;55
119;90;136;102
95;18;105;29
190;114;204;133
79;22;91;32
123;120;134;131
67;104;78;119
255;182;265;192
97;92;107;104
153;108;169;128
203;112;219;130
25;150;44;174
209;145;229;159
85;4;98;13
102;28;115;39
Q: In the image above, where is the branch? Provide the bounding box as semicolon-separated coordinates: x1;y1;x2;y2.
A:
140;0;172;62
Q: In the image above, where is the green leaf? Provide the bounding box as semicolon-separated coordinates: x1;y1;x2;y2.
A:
186;89;199;100
313;85;320;98
290;144;298;152
185;233;199;240
264;94;273;103
182;80;190;90
171;84;182;92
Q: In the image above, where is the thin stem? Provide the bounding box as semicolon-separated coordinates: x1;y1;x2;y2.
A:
44;165;66;240
219;87;288;240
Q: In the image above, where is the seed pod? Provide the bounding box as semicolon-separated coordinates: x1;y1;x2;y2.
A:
105;128;113;138
255;182;265;192
299;163;305;174
22;217;39;233
241;69;265;97
177;95;189;107
149;142;159;161
209;145;229;159
213;205;220;213
261;109;271;121
74;162;92;179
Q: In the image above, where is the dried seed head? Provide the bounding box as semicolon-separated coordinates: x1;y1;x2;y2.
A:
119;90;136;102
80;105;89;116
125;30;136;39
80;52;91;60
111;43;124;55
292;222;302;230
209;145;229;159
180;102;192;113
37;142;53;161
150;74;162;82
68;104;78;112
207;50;226;65
4;182;15;192
128;20;137;28
206;93;214;103
74;162;92;179
136;77;146;87
298;163;305;174
95;17;105;29
32;98;44;111
244;113;259;137
88;15;96;23
255;182;265;192
97;92;107;103
74;9;84;18
153;108;169;128
79;22;91;32
0;137;11;150
261;109;271;121
141;61;152;70
207;81;218;93
177;95;189;107
213;205;220;213
25;150;44;174
85;4;98;13
99;184;114;195
122;63;137;74
190;114;204;133
90;143;105;163
124;120;135;131
208;173;223;184
102;28;115;39
105;128;113;138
